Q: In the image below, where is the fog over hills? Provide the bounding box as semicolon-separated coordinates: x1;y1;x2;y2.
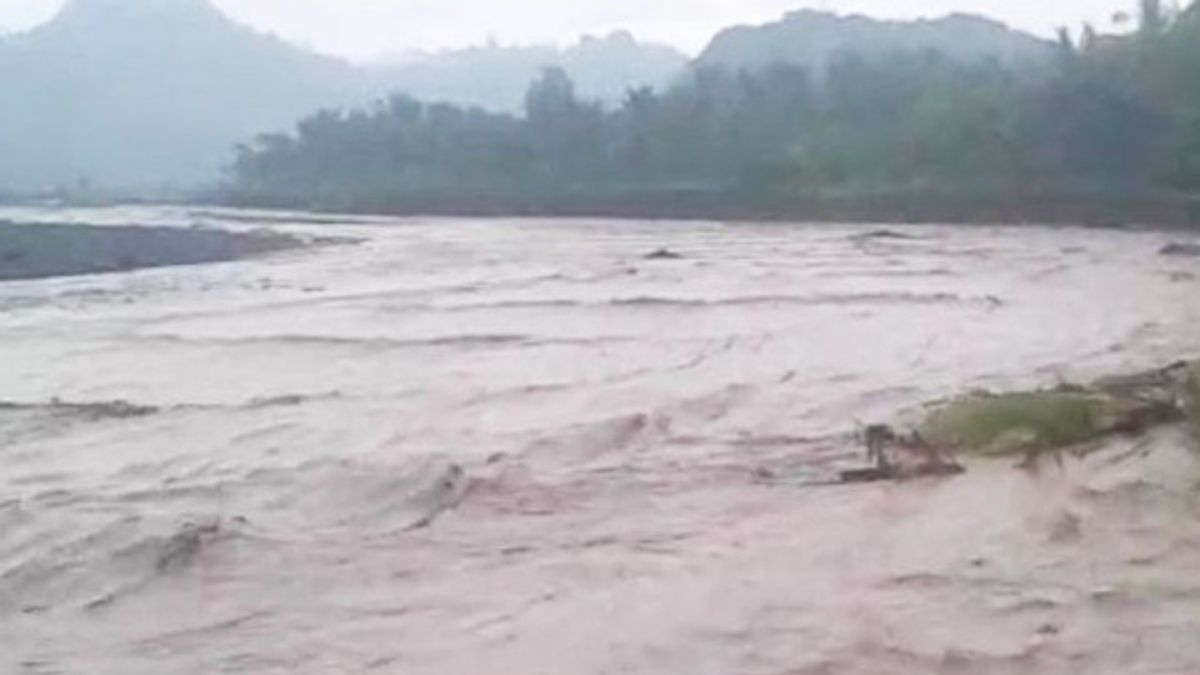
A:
0;0;1054;192
374;32;687;114
0;0;363;191
0;0;686;192
697;10;1052;74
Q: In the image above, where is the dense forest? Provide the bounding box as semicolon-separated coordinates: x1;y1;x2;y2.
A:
228;1;1200;224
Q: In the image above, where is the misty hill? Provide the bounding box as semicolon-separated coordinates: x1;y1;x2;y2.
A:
0;0;686;192
696;11;1053;74
375;32;687;113
0;0;369;192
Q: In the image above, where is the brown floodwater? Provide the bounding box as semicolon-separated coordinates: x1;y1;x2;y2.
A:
1;206;1199;674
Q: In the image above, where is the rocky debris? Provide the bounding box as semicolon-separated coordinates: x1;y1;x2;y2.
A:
68;400;160;421
1159;242;1200;257
406;463;469;530
0;398;159;421
838;467;895;483
643;248;684;260
847;424;964;482
852;229;918;242
838;461;965;484
1092;361;1192;433
245;394;318;409
1187;362;1200;440
155;520;223;573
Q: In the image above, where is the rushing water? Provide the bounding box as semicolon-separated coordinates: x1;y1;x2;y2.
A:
2;206;1200;674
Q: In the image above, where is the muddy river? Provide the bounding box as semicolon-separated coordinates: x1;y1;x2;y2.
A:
2;206;1200;674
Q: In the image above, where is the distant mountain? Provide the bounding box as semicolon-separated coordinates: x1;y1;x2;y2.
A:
373;32;688;113
0;0;686;192
696;10;1053;74
0;0;368;192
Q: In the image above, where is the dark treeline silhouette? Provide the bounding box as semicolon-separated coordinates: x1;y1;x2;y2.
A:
228;2;1200;224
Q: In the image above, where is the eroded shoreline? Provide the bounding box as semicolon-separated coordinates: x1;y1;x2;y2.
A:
0;221;317;281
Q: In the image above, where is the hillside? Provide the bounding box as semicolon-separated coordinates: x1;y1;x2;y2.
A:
0;0;367;192
696;10;1053;74
0;0;686;192
374;32;687;113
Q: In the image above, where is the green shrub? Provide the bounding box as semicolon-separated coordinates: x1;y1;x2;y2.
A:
920;391;1114;456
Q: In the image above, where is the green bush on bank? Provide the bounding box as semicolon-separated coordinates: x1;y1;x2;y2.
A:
919;391;1116;456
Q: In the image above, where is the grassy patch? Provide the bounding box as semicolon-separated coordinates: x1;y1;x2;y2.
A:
920;391;1114;456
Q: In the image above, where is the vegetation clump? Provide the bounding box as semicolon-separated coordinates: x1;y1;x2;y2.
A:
915;363;1196;457
919;391;1115;456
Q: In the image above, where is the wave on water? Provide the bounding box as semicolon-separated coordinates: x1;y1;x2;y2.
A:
0;513;236;614
134;332;647;352
0;453;474;616
609;291;993;308
405;291;999;314
139;333;531;349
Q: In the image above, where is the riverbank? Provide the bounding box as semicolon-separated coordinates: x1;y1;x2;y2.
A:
0;221;316;281
223;188;1200;228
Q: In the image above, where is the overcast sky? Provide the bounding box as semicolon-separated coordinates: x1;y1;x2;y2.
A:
0;0;1132;59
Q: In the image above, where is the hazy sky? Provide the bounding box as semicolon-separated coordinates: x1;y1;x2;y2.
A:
0;0;1132;59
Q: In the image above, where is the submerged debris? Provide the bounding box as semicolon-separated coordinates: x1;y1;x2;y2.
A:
246;394;312;409
643;248;684;260
406;463;469;531
845;424;964;482
156;520;222;573
1188;363;1200;440
0;399;159;420
852;229;918;242
1159;242;1200;257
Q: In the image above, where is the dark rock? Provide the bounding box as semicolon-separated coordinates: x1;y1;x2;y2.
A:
643;248;684;260
752;466;777;481
74;400;160;420
839;467;894;484
406;463;469;531
0;398;160;420
156;520;222;573
1159;242;1200;257
854;229;917;241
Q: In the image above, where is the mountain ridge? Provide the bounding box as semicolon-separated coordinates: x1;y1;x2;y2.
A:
696;10;1053;74
0;3;1057;192
371;31;686;112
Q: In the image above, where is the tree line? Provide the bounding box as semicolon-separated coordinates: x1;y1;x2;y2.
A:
227;2;1200;223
